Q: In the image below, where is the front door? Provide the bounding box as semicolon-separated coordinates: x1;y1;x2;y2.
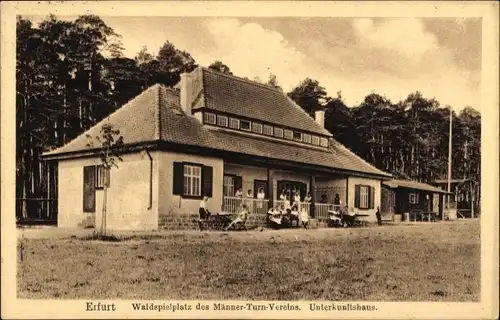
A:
277;180;306;201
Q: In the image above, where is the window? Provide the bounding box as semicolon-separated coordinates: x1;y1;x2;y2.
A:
320;137;329;147
223;175;235;198
95;165;109;188
293;131;302;142
263;125;273;136
409;192;419;204
252;122;263;134
183;165;202;197
274;127;284;138
355;184;374;210
303;133;312;144
203;112;216;125
173;162;213;198
359;186;369;209
229;118;240;129
312;136;320;146
217;115;228;127
284;129;293;140
240;120;251;131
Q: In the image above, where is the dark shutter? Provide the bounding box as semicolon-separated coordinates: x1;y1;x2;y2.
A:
172;162;184;195
234;176;243;193
354;184;360;209
202;166;213;197
83;166;96;212
370;186;375;209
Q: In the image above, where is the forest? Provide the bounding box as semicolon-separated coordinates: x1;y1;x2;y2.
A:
16;15;481;221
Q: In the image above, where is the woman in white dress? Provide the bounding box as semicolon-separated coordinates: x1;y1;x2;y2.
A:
256;188;265;212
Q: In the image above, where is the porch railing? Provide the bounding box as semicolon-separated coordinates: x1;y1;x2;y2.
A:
223;196;269;214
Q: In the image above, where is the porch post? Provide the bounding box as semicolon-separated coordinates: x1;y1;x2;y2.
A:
267;168;273;210
310;175;316;218
470;182;474;218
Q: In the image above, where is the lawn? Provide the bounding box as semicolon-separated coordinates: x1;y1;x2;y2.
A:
17;220;480;301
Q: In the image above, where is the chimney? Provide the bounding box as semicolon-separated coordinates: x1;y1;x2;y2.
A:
180;72;193;115
315;109;325;128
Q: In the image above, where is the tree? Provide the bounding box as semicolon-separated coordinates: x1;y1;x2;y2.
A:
266;73;282;91
288;78;329;117
86;123;124;236
208;60;233;75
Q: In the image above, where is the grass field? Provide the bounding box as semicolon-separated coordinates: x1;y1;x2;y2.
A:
17;220;480;301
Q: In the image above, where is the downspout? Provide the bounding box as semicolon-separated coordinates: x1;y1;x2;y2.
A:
145;150;153;210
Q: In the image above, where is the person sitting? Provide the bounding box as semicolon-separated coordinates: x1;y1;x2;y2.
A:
226;204;249;231
300;207;309;229
268;206;282;228
290;204;300;227
235;188;243;198
198;197;211;231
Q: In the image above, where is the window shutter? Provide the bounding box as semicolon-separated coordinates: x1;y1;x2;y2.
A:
370;186;375;209
234;176;243;192
172;162;184;195
354;184;360;208
83;166;96;212
202;166;213;197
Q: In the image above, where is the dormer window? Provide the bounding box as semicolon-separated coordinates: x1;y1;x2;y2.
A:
229;118;240;129
217;115;228;127
303;133;312;144
204;112;216;125
284;129;293;140
320;137;329;148
263;125;273;136
252;122;263;134
293;132;302;142
240;120;251;131
312;136;320;146
274;127;283;138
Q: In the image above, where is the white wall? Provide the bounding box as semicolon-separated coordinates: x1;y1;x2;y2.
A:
57;151;159;231
347;177;382;222
158;151;224;216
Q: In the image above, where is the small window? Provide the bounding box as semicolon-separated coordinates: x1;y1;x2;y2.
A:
252;122;263;134
409;192;419;204
184;165;202;197
203;112;216;125
217;115;228;127
95;165;108;189
293;132;302;142
284;129;293;140
320;137;328;147
312;136;320;146
303;133;312;144
240;120;251;131
263;125;273;136
229;118;240;129
274;127;283;138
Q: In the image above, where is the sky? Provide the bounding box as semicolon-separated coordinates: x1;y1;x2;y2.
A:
27;16;482;111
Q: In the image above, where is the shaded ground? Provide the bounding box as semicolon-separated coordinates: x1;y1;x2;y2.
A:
17;220;480;301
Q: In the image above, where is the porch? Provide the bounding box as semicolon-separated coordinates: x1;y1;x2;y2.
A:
221;163;348;220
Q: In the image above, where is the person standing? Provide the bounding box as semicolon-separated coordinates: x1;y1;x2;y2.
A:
376;206;382;226
198;197;211;231
257;188;266;213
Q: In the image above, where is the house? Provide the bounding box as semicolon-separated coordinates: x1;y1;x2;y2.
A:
432;178;479;218
43;67;392;231
381;179;450;222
